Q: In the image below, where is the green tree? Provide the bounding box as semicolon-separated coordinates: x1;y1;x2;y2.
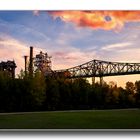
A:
30;71;46;109
125;81;136;106
17;69;25;79
125;81;135;95
45;77;60;110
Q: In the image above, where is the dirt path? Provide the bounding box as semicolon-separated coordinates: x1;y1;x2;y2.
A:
0;108;139;115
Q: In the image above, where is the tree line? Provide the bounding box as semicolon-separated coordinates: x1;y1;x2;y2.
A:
0;70;140;112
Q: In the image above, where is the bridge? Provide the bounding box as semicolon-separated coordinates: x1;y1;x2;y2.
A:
54;59;140;85
25;47;140;85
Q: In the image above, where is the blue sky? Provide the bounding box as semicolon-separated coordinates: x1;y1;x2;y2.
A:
0;11;140;87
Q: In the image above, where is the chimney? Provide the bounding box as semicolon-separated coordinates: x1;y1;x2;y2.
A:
29;46;33;77
24;55;28;76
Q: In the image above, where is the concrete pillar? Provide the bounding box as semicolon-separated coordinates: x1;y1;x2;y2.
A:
92;77;95;85
100;76;103;86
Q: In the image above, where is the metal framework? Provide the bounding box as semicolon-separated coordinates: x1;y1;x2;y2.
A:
54;59;140;82
34;51;52;75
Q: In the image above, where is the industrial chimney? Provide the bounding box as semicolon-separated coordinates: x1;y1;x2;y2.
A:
29;46;33;77
24;55;28;76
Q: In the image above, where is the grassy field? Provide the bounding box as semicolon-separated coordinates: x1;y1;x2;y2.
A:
0;109;140;129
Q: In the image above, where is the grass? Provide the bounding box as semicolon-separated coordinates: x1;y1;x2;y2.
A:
0;109;140;129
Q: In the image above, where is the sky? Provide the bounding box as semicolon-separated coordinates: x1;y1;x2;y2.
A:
0;11;140;87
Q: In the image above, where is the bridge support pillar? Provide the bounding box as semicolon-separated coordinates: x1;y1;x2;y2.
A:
92;77;95;85
100;77;103;86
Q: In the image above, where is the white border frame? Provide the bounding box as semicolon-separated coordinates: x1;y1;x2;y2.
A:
0;0;140;10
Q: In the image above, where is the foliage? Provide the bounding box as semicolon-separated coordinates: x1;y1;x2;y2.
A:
0;68;140;112
0;70;46;112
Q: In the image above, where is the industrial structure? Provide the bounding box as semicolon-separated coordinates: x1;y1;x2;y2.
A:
24;46;53;77
24;55;28;76
29;46;34;77
2;46;140;83
34;51;52;75
0;60;16;78
23;46;140;85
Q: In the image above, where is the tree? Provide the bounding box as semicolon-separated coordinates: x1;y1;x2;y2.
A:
29;71;46;109
125;81;136;106
135;81;140;107
57;78;72;110
125;82;135;95
45;77;60;110
118;87;128;108
17;69;25;79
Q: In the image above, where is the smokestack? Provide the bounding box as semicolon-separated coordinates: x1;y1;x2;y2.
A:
24;55;28;76
29;46;33;77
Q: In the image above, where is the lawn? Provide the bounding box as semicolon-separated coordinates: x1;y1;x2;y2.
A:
0;109;140;129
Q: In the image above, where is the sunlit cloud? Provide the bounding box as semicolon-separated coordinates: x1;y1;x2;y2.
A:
0;35;28;74
101;42;132;51
51;46;98;70
49;11;140;31
0;34;46;75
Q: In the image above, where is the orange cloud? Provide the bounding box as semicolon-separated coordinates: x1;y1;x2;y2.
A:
49;11;140;31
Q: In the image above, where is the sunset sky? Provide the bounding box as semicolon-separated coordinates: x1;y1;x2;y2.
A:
0;11;140;87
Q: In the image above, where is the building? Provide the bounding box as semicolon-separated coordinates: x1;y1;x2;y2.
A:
0;60;16;78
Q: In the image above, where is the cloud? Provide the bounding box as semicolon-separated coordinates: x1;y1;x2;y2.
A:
0;14;99;73
48;11;140;31
0;33;98;74
0;34;46;75
101;42;132;51
0;35;28;74
33;10;39;16
51;46;98;70
0;17;51;45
